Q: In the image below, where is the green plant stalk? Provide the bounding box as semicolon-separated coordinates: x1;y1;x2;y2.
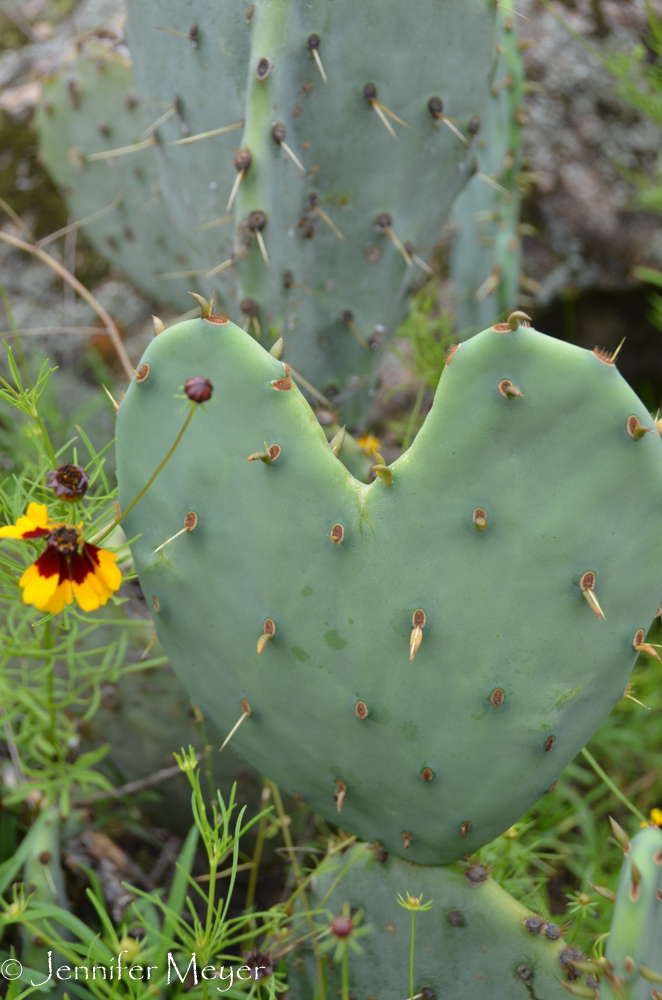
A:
98;405;196;543
245;785;271;915
43;619;56;751
194;711;216;806
267;780;325;1000
409;910;415;1000
341;948;349;1000
581;747;647;822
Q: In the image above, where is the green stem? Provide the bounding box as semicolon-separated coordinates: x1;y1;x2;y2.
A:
409;911;415;1000
581;747;647;822
245;783;270;916
569;909;583;945
267;780;325;1000
341;948;349;1000
96;405;195;543
32;411;57;469
43;620;56;748
195;710;216;806
205;853;217;948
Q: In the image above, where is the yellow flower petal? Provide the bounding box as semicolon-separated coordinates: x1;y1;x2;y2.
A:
0;503;51;539
26;503;50;527
91;571;114;603
41;580;72;615
72;576;104;612
94;549;122;591
20;562;60;609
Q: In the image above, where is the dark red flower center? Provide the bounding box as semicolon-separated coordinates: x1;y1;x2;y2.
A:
48;526;80;555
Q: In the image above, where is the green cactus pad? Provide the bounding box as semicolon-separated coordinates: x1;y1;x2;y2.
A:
600;825;662;1000
36;44;196;308
123;0;501;421
286;842;569;999
116;318;662;865
450;7;524;333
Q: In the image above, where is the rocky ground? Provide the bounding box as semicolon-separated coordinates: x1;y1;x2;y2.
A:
518;0;662;400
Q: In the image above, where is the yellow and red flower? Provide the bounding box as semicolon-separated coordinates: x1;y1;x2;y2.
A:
0;503;121;614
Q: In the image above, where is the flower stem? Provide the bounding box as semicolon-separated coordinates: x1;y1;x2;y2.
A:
581;747;647;822
96;406;195;543
409;910;415;1000
267;780;325;1000
341;949;349;1000
44;619;55;747
245;783;270;916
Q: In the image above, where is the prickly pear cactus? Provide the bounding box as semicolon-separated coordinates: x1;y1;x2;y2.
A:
596;823;662;1000
21;806;70;974
36;44;196;309
40;0;501;422
450;7;524;333
287;842;569;999
115;314;662;866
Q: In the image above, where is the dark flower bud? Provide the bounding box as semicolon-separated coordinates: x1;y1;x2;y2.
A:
331;915;353;938
243;949;272;981
184;377;213;403
46;463;89;501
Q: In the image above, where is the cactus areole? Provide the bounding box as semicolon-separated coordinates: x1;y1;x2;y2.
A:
116;319;662;865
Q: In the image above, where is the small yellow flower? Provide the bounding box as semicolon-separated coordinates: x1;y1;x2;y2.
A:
650;807;662;827
396;892;433;912
118;936;141;961
356;434;381;456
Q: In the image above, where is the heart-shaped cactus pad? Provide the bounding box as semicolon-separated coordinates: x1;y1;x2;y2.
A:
116;318;662;865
